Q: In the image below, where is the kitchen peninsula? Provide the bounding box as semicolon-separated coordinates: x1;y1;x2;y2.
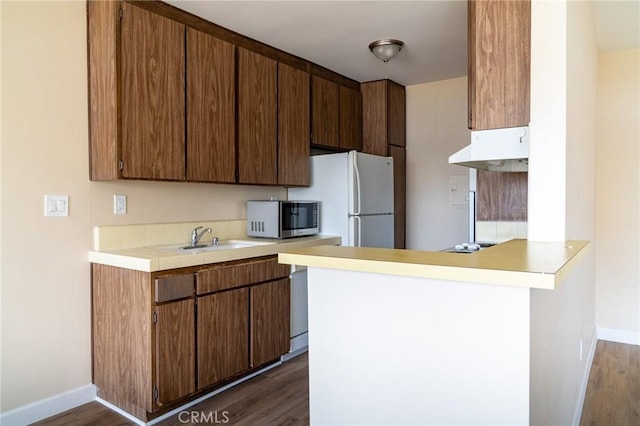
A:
279;239;590;425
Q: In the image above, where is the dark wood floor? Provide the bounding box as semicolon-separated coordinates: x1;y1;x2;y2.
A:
33;353;309;426
33;341;640;425
580;340;640;426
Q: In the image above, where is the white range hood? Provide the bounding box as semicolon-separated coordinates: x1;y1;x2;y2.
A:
449;126;529;172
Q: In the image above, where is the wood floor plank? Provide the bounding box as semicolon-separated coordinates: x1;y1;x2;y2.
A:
156;352;308;426
580;340;640;426
31;401;134;425
33;344;640;426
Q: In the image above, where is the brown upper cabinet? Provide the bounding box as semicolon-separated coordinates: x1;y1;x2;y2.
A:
89;1;235;182
237;48;278;185
186;28;236;183
311;76;340;149
120;2;185;180
312;75;363;151
361;79;406;156
88;0;358;186
361;79;406;248
278;63;311;187
339;85;363;152
468;0;531;130
476;171;528;221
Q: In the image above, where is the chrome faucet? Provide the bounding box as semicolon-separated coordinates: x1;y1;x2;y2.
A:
191;226;212;247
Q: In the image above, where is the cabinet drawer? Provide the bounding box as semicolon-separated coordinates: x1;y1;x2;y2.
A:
155;274;195;303
196;257;290;295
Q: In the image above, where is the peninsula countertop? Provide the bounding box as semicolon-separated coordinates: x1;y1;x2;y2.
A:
278;239;590;289
89;235;341;272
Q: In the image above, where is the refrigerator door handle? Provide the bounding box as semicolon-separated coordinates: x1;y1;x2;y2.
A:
353;215;362;247
352;153;362;216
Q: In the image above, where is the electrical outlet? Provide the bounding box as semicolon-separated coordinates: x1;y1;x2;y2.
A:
114;194;127;215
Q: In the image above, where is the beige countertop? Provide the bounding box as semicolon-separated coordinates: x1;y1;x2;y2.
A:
89;235;341;272
278;239;590;289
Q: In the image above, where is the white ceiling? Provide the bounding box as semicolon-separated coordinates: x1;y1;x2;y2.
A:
166;0;640;86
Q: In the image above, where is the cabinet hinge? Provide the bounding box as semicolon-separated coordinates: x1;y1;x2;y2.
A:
119;160;124;172
153;385;159;402
119;7;123;20
152;311;157;324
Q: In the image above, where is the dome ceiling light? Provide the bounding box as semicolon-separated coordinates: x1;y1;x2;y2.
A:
368;39;405;63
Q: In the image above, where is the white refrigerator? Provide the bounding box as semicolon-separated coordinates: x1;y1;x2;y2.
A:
289;150;394;248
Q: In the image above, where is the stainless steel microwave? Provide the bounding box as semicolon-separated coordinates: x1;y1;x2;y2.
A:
247;200;319;239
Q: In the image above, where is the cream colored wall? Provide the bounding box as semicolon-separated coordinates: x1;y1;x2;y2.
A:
595;48;640;342
566;3;597;243
529;1;597;424
0;0;283;413
405;77;470;251
528;0;567;242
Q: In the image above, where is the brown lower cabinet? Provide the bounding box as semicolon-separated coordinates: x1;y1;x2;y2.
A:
197;289;249;389
251;279;291;367
155;299;196;406
92;255;290;421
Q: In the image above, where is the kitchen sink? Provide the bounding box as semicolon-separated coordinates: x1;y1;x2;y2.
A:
160;239;274;254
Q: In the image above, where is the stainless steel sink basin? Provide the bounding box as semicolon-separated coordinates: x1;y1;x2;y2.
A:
160;239;274;254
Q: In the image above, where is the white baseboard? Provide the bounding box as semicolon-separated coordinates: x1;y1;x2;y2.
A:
597;327;640;345
287;332;308;356
571;331;598;426
0;358;287;425
0;384;96;426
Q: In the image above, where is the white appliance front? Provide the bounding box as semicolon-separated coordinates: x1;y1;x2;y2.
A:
348;214;395;248
290;267;308;353
348;151;394;215
289;151;394;249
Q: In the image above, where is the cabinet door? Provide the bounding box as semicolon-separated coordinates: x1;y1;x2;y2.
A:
250;278;291;367
278;63;310;186
387;81;406;147
388;145;406;249
197;289;249;389
468;0;530;130
477;170;528;221
339;85;363;151
311;75;339;149
154;299;195;407
121;3;185;180
361;80;388;156
186;28;235;183
238;48;277;184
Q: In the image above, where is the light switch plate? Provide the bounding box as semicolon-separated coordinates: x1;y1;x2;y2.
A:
449;175;469;206
44;195;69;217
114;194;127;215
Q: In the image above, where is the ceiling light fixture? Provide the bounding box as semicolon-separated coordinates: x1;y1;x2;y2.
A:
368;39;405;63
